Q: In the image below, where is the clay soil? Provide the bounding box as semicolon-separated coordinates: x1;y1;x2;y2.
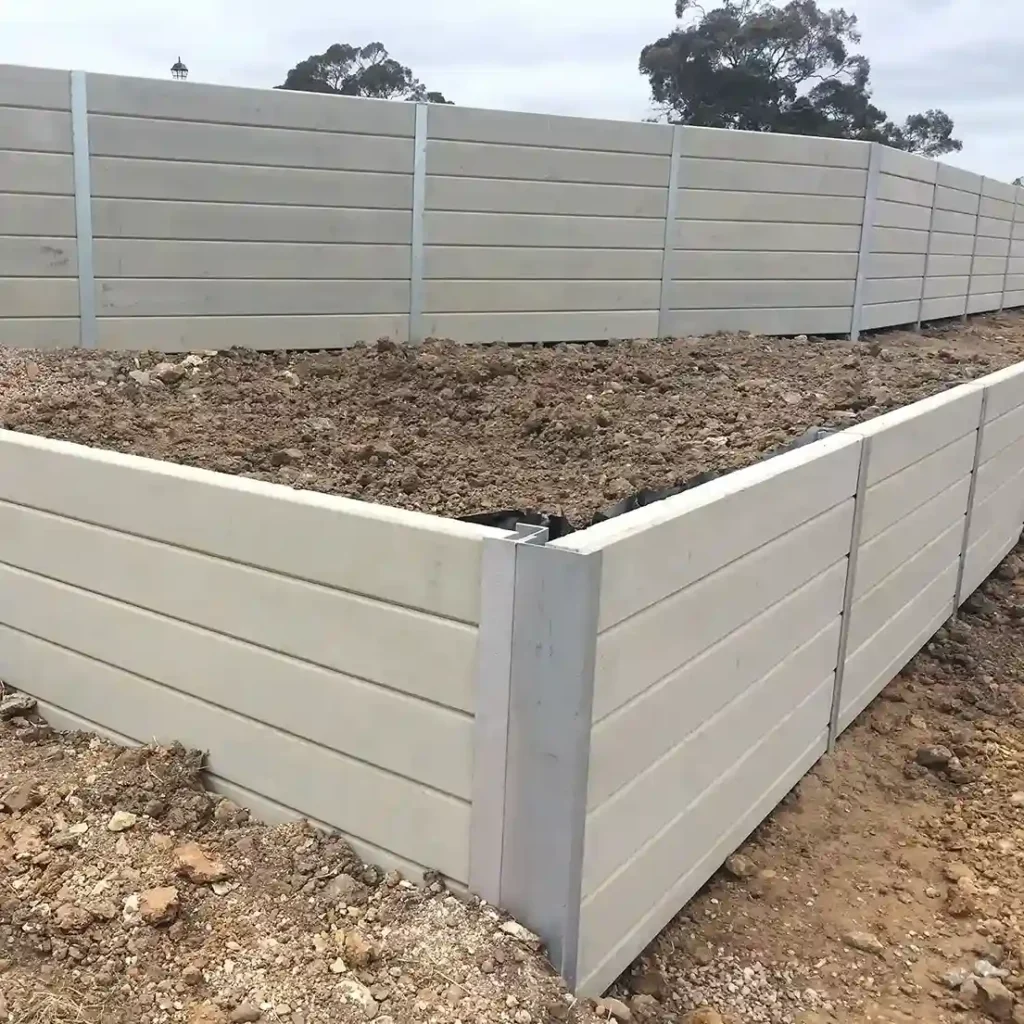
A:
0;312;1023;525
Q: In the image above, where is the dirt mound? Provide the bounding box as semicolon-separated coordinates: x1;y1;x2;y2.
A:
1;314;1022;524
0;721;591;1024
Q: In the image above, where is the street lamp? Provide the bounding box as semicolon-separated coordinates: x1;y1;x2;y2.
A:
171;57;188;81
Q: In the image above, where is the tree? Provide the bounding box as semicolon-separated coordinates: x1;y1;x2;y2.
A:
279;42;451;103
640;0;962;156
1014;176;1023;187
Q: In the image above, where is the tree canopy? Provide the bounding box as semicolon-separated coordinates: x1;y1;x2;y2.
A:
639;0;961;156
279;42;450;103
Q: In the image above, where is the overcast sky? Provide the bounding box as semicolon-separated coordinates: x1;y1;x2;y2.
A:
3;0;1021;182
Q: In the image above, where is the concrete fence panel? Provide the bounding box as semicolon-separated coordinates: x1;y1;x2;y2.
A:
834;385;983;733
422;104;672;344
665;127;868;338
85;72;415;351
0;429;511;886
960;364;1024;596
1;63;1024;349
531;434;862;995
0;65;79;348
861;146;935;331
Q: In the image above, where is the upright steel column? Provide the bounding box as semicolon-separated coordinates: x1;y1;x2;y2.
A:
69;70;97;349
849;142;882;342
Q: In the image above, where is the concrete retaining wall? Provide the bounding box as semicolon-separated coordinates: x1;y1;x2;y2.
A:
0;429;508;886
497;361;1024;996
3;369;1024;997
0;62;1021;350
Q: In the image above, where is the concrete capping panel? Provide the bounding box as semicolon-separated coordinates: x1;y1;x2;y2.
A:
85;72;416;137
554;433;861;628
0;429;500;622
500;543;602;989
850;383;983;487
0;63;73;110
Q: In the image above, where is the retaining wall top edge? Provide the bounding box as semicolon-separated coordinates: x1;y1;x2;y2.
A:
0;428;507;544
840;380;985;439
552;432;861;556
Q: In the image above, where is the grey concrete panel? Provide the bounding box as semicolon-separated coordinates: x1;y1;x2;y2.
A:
424;280;660;314
425;246;663;281
96;279;410;317
0;64;71;110
95;314;409;350
0;237;77;276
427;104;673;156
91;199;412;244
0;105;71;152
678;126;869;168
0;151;73;194
86;73;416;137
91;157;414;209
426;211;665;249
426;140;671;188
88;114;414;173
93;240;410;280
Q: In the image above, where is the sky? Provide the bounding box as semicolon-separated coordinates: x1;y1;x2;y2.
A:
2;0;1021;182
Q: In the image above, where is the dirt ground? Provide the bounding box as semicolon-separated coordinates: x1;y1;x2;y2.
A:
0;715;595;1024
1;313;1023;525
3;546;1024;1024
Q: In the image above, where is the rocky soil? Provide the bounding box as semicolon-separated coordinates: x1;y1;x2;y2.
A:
1;313;1023;525
0;710;598;1024
4;539;1024;1024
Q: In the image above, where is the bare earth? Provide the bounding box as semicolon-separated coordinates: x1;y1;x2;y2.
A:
1;312;1023;524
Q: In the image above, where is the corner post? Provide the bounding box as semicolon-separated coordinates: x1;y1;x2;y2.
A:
849;142;882;342
499;542;601;988
828;435;872;750
69;71;96;349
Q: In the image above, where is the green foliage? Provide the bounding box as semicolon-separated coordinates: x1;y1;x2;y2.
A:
279;42;451;103
640;0;961;155
1014;176;1023;187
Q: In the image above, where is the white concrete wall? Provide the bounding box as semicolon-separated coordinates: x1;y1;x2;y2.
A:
1007;189;1024;309
422;104;672;343
1;63;1024;348
961;364;1024;596
862;148;935;331
553;434;863;995
547;361;1024;997
86;73;415;350
920;164;984;322
836;385;983;731
665;128;867;337
968;178;1016;315
0;65;79;348
0;429;503;885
